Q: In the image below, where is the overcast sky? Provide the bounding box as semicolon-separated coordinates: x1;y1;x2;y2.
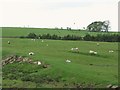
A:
0;0;119;31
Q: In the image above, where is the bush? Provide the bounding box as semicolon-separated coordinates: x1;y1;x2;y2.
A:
19;36;26;38
84;34;120;42
26;33;37;39
62;35;82;40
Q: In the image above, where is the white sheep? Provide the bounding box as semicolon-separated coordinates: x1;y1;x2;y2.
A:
71;48;74;51
71;47;79;52
66;59;71;63
38;61;41;65
89;50;97;55
29;52;34;55
94;51;97;55
42;40;44;42
109;50;114;53
8;41;10;44
75;48;79;50
89;50;94;54
31;39;35;41
97;43;99;46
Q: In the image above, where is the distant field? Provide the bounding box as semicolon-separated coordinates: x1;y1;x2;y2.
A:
2;27;118;37
2;38;118;88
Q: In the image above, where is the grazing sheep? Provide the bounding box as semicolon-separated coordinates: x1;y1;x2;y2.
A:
29;52;34;55
109;50;114;53
97;43;99;46
89;50;94;54
8;41;10;44
71;48;74;51
71;47;79;52
89;50;97;55
38;61;41;65
75;48;79;50
31;39;35;41
66;59;71;63
94;51;97;55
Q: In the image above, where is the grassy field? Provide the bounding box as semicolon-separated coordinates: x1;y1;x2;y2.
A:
2;37;118;88
1;27;119;88
2;27;118;37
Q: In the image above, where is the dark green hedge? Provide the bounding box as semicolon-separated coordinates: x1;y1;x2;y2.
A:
20;33;120;42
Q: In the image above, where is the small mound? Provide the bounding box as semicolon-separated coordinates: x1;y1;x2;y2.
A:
2;55;50;69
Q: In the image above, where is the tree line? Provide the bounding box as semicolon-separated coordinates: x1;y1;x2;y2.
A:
20;33;120;42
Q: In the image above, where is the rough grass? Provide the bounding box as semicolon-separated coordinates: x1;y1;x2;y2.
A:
2;38;118;88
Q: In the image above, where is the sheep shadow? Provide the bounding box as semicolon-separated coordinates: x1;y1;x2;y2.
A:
90;64;117;67
69;51;109;58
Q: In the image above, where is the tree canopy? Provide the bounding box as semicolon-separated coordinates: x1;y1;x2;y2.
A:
87;20;110;32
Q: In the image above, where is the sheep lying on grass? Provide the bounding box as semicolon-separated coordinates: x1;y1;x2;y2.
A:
71;48;79;52
94;51;97;55
66;59;71;63
109;50;114;53
89;50;97;55
33;61;42;65
29;52;34;55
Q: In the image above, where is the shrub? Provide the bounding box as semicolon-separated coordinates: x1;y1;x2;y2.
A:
27;33;37;39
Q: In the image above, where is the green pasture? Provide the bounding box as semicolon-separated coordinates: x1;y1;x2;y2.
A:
2;38;118;88
2;27;117;37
